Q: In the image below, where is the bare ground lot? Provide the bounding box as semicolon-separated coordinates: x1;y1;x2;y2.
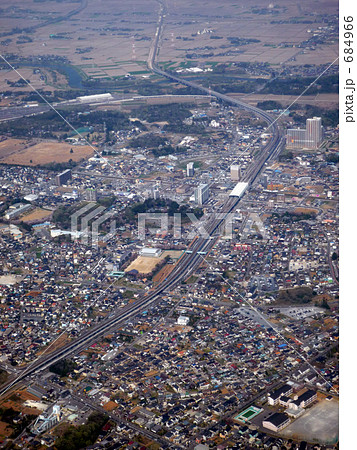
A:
125;250;183;274
0;67;56;93
0;420;13;441
280;398;338;444
0;139;93;165
21;207;52;223
0;387;43;417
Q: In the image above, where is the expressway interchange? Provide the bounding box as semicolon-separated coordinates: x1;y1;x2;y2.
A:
0;1;285;396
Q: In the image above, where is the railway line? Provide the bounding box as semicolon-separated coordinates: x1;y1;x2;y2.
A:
0;0;285;397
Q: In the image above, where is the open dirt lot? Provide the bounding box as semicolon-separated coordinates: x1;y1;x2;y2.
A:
0;387;43;418
21;208;52;223
0;139;93;165
0;138;28;158
153;263;175;285
232;93;339;109
125;255;163;274
0;67;61;93
280;398;339;444
0;420;13;441
125;250;183;274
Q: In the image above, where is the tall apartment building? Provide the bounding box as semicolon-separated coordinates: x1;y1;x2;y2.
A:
261;173;269;189
55;169;72;186
306;117;323;148
286;129;306;149
153;188;160;200
230;164;241;181
194;183;209;206
187;162;195;177
85;188;97;202
286;117;323;149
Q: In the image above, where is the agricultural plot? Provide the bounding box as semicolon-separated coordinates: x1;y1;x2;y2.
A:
159;0;338;67
0;0;158;90
0;0;337;96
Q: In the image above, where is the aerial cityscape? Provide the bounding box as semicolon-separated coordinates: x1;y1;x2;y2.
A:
0;0;341;449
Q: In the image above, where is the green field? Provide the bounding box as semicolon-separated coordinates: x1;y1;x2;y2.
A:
241;409;256;419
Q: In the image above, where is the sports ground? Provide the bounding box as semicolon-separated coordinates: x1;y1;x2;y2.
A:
234;405;263;423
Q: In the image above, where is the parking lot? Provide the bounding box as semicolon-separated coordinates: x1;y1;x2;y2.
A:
279;306;324;320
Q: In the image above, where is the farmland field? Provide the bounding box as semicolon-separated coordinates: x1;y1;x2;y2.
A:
0;0;338;101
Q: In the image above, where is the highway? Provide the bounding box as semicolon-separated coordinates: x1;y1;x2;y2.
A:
0;1;285;397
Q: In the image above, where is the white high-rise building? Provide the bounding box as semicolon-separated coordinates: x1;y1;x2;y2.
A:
230;164;241;181
194;183;209;206
286;117;323;150
187;162;194;177
306;117;323;149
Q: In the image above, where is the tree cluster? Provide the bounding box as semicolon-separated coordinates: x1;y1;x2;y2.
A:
261;74;338;95
123;198;203;224
49;359;78;377
54;412;109;450
133;103;193;123
277;287;315;304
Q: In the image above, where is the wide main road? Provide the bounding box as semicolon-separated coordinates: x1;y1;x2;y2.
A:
0;3;284;396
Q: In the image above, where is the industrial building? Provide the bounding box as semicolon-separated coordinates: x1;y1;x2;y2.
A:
32;404;61;434
177;315;190;326
230;182;248;198
76;93;113;103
